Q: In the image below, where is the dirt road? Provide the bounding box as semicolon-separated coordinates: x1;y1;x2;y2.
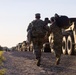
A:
3;51;76;75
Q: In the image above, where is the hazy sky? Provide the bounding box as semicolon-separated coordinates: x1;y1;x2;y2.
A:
0;0;76;48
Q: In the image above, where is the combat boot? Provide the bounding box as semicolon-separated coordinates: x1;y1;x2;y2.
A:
55;58;60;65
36;58;41;66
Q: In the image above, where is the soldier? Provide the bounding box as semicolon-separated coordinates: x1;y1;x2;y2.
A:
43;17;51;39
27;23;32;44
44;17;50;26
27;13;47;66
49;14;63;65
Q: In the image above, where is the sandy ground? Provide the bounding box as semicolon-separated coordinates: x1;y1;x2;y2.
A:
3;51;76;75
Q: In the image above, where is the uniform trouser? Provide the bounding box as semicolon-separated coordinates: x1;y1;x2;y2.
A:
33;46;41;59
54;48;62;59
53;40;62;63
32;38;44;60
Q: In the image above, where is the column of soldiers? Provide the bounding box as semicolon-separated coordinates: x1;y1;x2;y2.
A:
27;13;62;66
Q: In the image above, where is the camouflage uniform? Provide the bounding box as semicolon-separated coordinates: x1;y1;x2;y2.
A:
43;17;51;41
27;13;47;66
32;37;45;66
50;22;62;65
27;23;33;44
32;19;48;66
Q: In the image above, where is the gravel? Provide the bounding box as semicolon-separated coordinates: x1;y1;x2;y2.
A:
3;51;76;75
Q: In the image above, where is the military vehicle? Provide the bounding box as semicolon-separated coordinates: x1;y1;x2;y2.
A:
21;41;27;51
43;42;51;52
27;42;33;51
49;16;76;55
16;41;28;51
17;43;22;51
62;18;76;55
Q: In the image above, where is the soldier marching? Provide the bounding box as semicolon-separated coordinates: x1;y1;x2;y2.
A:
27;13;63;66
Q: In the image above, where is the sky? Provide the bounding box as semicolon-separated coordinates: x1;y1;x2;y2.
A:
0;0;76;48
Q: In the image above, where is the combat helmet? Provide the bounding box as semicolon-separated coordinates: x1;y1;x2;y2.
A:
35;13;41;18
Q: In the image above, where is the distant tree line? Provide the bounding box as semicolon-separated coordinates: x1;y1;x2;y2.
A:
0;45;3;51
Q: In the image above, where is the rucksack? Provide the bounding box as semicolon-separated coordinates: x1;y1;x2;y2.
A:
56;16;70;29
31;20;46;37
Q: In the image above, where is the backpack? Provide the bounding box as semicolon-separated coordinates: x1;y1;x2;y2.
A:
56;16;70;29
31;20;46;37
